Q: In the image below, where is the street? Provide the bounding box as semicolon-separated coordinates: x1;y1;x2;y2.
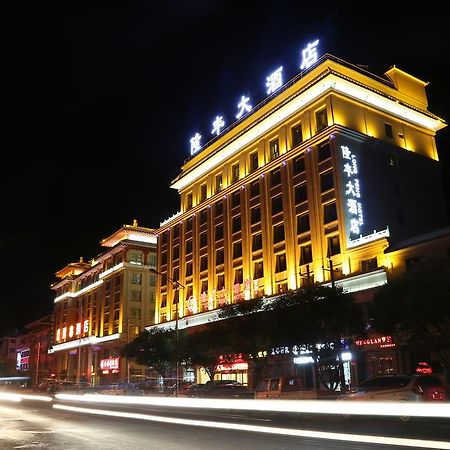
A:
1;394;450;449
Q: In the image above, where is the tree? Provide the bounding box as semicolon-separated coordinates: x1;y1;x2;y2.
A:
370;257;450;369
120;328;178;378
216;285;364;391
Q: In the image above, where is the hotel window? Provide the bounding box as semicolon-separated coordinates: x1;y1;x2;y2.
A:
327;235;340;256
300;244;313;265
385;123;393;138
270;138;279;160
233;241;242;259
294;183;308;204
186;217;193;232
172;267;179;282
297;214;310;234
215;224;223;240
131;290;141;301
200;209;207;224
200;255;208;271
320;170;334;192
318;141;331;161
254;261;264;279
173;245;180;260
232;163;240;183
234;268;243;284
323;202;337;223
149;273;156;286
272;195;283;215
161;232;168;245
277;283;288;294
131;274;141;285
199;232;207;247
161;251;167;265
215;200;223;216
217;274;225;290
129;252;143;265
232;191;240;208
200;183;207;202
252;233;263;251
361;257;378;272
216;248;224;265
160;294;167;308
201;280;208;294
173;289;179;304
273;223;285;243
186;192;193;210
215;173;223;193
291;123;303;147
250;180;260;198
173;224;180;239
250;206;261;224
275;253;287;272
185;262;193;277
249;151;259;172
316;108;328;132
271;168;281;186
185;239;193;254
232;215;241;233
148;253;156;267
293;156;305;174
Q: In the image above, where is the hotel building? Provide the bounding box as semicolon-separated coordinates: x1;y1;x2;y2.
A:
49;221;157;385
153;54;448;384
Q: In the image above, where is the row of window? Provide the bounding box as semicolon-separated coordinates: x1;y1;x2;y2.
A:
161;202;337;265
185;126;331;210
162;168;335;249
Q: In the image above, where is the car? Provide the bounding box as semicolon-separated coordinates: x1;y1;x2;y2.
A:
255;376;317;400
192;380;254;398
98;383;144;396
339;374;448;402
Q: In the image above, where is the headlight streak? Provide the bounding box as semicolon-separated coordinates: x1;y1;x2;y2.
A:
53;403;450;449
54;393;450;419
0;393;22;402
19;394;53;402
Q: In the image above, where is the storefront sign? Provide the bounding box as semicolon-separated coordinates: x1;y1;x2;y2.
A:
216;354;248;372
56;319;89;343
100;357;120;372
415;361;432;374
355;335;395;348
16;348;30;371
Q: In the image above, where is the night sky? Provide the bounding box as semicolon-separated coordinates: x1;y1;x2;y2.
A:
2;2;449;335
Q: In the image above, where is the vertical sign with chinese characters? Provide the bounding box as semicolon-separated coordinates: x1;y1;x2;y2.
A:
341;144;364;243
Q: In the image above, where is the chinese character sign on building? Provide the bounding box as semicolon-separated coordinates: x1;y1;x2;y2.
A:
340;144;365;243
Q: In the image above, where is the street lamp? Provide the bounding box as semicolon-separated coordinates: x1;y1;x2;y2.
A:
149;267;185;397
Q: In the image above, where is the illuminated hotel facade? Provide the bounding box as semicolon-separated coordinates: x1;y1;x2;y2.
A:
154;54;447;383
49;222;157;385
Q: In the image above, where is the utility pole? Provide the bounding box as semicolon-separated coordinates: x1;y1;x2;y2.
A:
35;341;41;386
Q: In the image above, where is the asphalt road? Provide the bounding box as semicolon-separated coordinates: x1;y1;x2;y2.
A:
1;395;450;450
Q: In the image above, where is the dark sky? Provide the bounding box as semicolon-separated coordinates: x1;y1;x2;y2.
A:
1;1;449;335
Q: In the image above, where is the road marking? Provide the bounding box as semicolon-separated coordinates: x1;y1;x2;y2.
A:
53;404;450;449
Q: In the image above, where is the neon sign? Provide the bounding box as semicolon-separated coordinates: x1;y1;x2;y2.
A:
341;145;364;237
355;335;395;348
100;357;120;371
188;39;320;154
56;319;89;342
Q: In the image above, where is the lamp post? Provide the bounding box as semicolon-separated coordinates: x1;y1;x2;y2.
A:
149;267;185;397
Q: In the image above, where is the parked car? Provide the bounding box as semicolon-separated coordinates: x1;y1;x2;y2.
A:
190;380;254;398
98;383;144;396
339;374;448;402
255;376;317;400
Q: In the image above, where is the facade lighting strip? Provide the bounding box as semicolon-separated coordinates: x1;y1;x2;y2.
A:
48;333;121;353
172;75;445;191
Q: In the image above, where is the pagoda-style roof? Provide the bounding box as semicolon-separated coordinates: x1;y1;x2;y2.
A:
101;220;157;248
55;258;91;279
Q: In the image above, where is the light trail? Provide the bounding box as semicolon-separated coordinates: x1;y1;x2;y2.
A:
54;393;450;418
53;403;450;449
